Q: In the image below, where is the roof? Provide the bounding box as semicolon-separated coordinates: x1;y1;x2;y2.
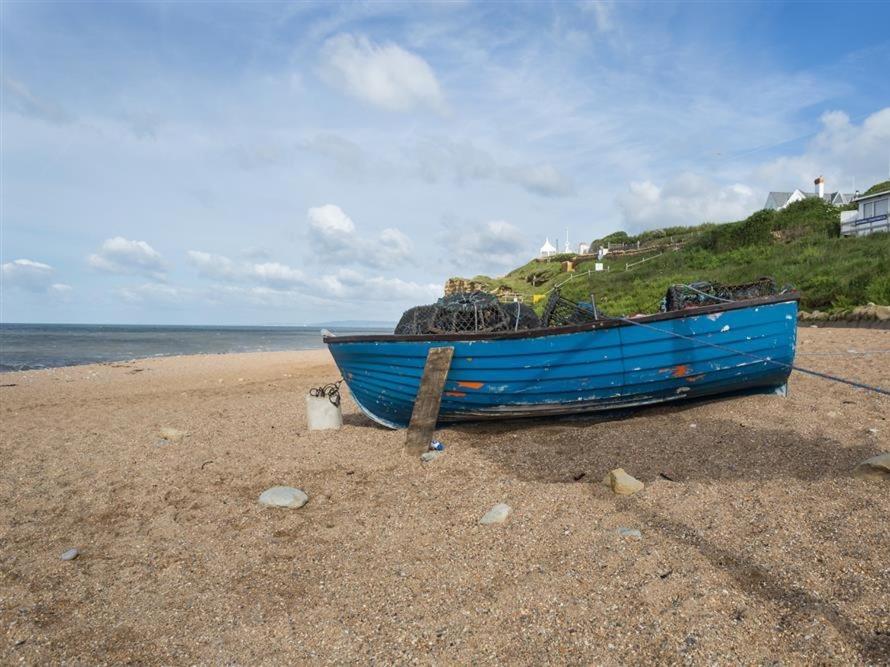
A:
764;189;856;209
853;189;890;203
540;238;556;253
765;191;795;209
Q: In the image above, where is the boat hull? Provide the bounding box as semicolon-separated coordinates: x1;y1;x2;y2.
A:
325;297;798;429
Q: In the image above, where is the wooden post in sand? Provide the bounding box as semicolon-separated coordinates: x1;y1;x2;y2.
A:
405;346;454;457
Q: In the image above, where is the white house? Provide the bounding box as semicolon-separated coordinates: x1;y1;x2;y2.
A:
840;188;890;237
539;237;557;257
578;242;590;255
764;176;855;210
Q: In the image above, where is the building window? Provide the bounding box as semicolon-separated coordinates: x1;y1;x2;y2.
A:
875;198;889;216
863;202;874;217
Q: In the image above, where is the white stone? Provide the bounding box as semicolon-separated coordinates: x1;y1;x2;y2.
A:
609;468;645;495
480;503;511;525
60;548;79;561
158;427;188;443
259;486;309;508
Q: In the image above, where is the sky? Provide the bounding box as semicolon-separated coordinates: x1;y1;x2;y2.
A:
2;1;890;325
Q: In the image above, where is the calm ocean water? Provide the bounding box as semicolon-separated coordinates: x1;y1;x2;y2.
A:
0;323;392;372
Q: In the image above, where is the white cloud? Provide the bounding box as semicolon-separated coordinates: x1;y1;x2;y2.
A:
305;204;414;269
186;251;305;287
615;106;890;233
442;219;529;273
318;269;440;302
250;262;305;288
502;164;575;197
754;108;890;193
319;33;445;113
377;228;413;265
186;250;437;304
117;283;193;304
413;138;574;197
617;174;759;231
88;237;166;278
186;250;241;281
308;204;357;237
2;258;72;296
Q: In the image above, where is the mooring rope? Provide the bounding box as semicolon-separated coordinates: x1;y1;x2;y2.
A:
678;283;737;303
614;316;890;397
309;380;343;406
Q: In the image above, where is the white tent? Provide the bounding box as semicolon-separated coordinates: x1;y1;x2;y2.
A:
539;237;557;257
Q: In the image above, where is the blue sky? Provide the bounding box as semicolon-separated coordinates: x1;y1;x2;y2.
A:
2;1;889;325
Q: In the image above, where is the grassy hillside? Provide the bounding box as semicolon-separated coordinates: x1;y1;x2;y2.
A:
864;179;890;195
453;197;890;316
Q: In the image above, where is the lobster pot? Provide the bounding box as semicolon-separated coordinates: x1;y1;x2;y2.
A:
306;395;342;431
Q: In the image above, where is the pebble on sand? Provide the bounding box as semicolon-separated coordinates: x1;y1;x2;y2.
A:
609;468;645;495
60;548;79;561
480;503;511;525
617;527;642;540
420;451;441;463
158;427;188;444
853;452;890;481
259;486;309;508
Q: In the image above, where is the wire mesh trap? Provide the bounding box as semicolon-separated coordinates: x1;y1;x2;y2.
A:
541;289;599;328
394;291;541;335
662;277;783;312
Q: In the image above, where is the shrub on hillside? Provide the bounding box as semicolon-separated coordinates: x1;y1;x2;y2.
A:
797;275;838;308
866;274;890;305
695;209;774;252
773;198;840;238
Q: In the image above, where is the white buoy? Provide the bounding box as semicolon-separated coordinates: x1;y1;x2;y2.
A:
306;394;342;430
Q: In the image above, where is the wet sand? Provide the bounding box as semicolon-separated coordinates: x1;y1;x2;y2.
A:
1;329;888;664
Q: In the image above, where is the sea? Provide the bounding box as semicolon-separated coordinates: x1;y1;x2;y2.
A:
0;323;392;373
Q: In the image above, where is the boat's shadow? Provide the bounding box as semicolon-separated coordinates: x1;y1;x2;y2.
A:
440;395;879;484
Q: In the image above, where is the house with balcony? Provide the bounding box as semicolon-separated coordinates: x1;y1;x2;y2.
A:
840;188;890;237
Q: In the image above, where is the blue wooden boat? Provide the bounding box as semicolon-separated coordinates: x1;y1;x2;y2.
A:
323;294;799;429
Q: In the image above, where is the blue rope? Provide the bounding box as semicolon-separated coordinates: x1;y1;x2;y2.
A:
615;316;890;397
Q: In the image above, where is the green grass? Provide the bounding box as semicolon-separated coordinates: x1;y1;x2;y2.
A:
452;196;890;315
864;179;890;195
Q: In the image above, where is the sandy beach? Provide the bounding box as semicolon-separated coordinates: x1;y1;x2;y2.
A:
1;327;888;664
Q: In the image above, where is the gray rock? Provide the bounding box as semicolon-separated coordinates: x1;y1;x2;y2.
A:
617;527;641;540
259;486;309;508
60;548;79;561
420;451;441;463
480;503;511;525
853;452;890;481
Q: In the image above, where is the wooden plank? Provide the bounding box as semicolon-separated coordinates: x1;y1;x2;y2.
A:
405;346;454;456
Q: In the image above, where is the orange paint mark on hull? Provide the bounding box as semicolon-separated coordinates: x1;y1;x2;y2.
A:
444;391;466;397
457;381;484;389
671;364;691;378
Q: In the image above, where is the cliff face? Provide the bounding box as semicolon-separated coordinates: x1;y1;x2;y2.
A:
443;278;491;295
443;278;517;299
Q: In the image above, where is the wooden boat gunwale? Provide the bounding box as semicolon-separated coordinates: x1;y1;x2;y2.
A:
323;291;800;344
